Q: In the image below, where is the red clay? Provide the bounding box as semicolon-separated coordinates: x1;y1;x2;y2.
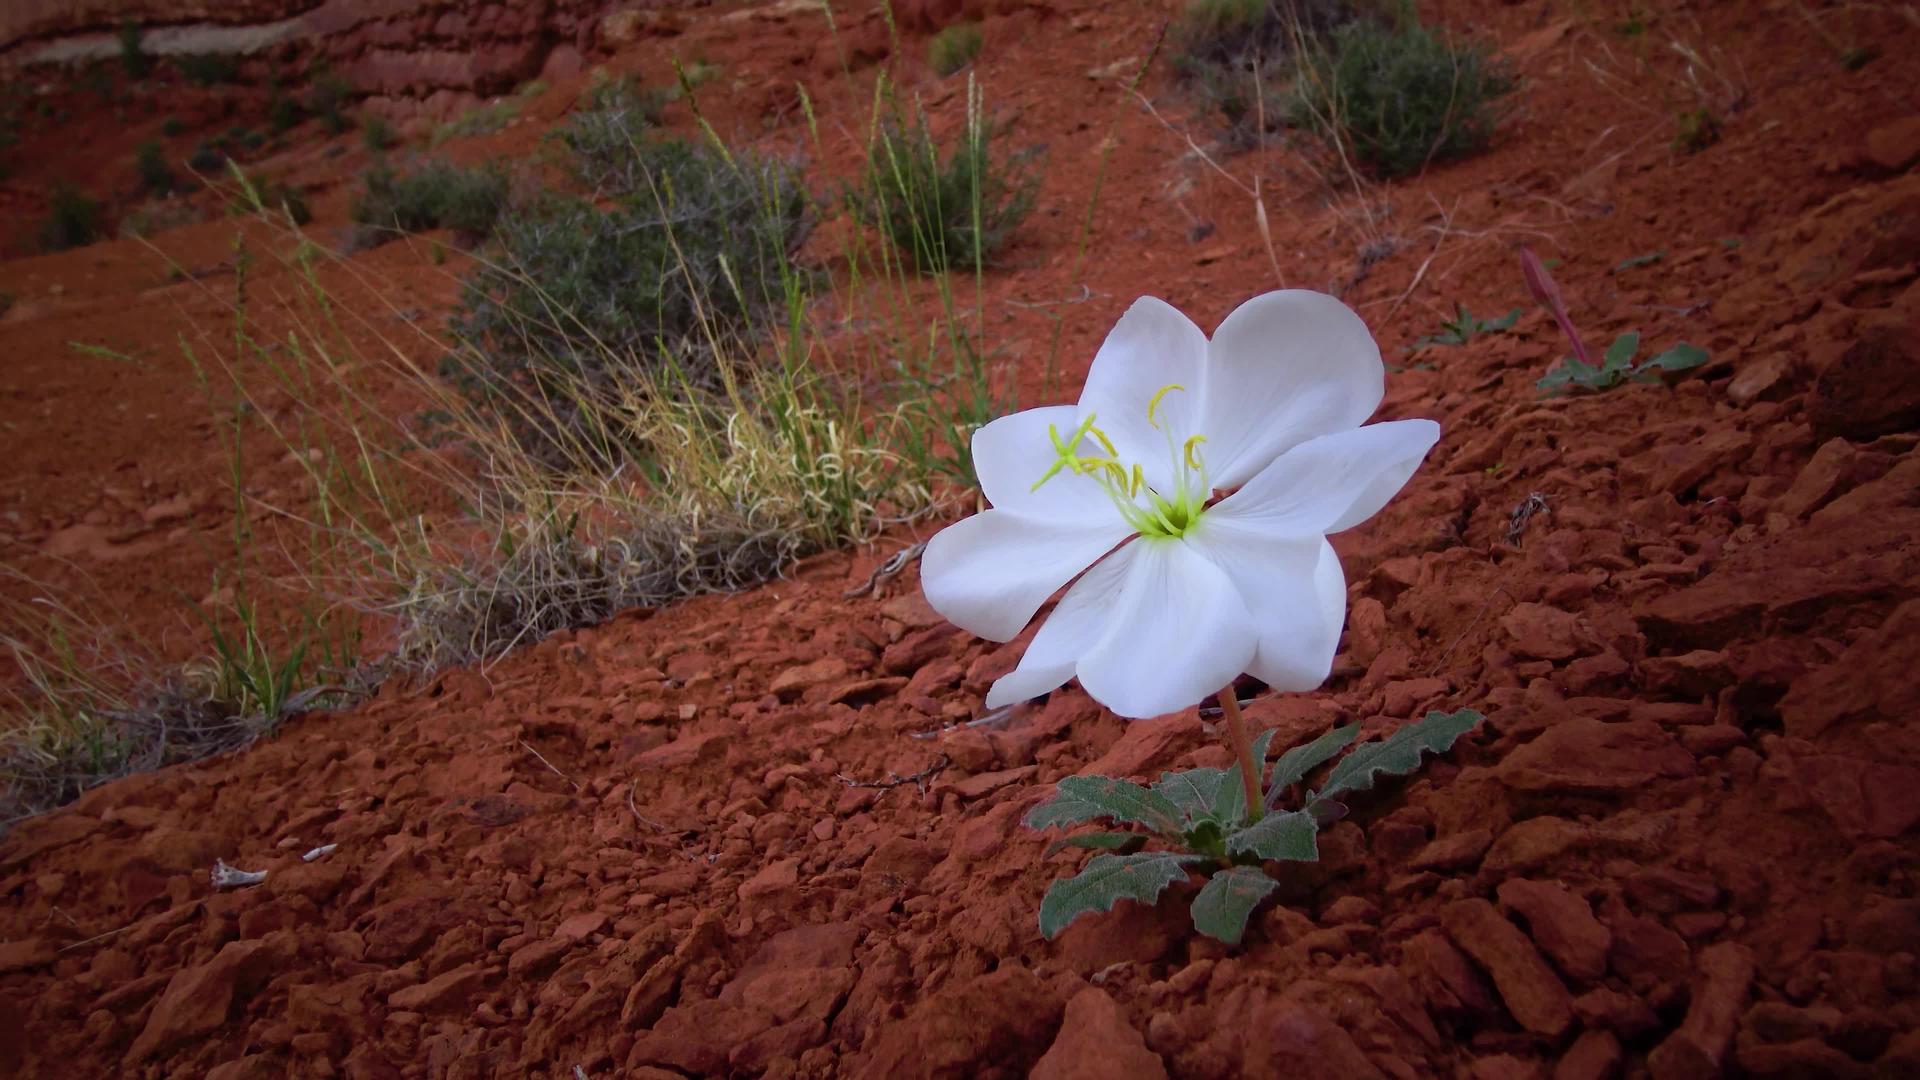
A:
3;1;1920;1077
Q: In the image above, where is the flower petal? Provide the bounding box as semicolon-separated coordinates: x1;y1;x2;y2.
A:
921;509;1132;642
983;546;1130;708
971;404;1125;522
1207;419;1440;538
1076;539;1258;719
1187;521;1347;692
1077;296;1210;489
1201;291;1387;488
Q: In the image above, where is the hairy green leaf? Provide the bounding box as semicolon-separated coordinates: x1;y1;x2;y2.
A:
1313;709;1483;802
1191;866;1280;945
1225;808;1319;862
1603;331;1640;371
1264;723;1360;808
1043;832;1146;859
1641;342;1708;372
1153;767;1234;824
1038;852;1203;938
1026;775;1184;836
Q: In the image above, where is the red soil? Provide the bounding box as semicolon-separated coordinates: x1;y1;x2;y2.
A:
4;1;1920;1077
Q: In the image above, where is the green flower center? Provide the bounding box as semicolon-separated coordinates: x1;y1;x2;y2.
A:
1033;383;1212;540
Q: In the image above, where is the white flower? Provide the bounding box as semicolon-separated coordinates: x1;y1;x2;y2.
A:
920;291;1440;719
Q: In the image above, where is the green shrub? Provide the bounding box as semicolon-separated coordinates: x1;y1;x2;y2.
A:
1170;0;1354;144
1672;108;1721;153
552;76;669;193
306;73;355;135
118;21;151;80
41;185;103;251
1290;18;1515;178
857;109;1039;274
134;140;175;194
446;138;809;466
267;79;302;133
175;53;240;86
349;158;509;240
362;115;396;153
929;24;984;76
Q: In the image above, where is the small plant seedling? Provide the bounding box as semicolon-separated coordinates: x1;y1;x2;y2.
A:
1612;250;1664;273
1028;708;1483;944
929;24;984;77
1537;331;1709;394
1673;108;1721;153
1412;303;1521;350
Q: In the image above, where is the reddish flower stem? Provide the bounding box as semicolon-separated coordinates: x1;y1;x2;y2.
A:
1217;688;1263;824
1519;245;1594;368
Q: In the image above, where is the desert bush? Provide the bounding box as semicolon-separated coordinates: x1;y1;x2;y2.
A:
856;95;1039;274
134;139;176;194
1169;0;1355;145
307;72;355;135
40;185;102;251
175;53;240;86
118;20;151;79
349;158;508;241
1290;17;1515;177
362;115;396;153
446;138;808;467
552;76;669;193
929;24;984;76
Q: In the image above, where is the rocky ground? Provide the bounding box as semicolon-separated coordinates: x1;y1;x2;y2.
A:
3;1;1920;1077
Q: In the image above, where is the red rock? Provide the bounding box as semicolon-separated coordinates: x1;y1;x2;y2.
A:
1733;1036;1871;1079
882;625;960;675
947;765;1037;800
1785;750;1920;838
864;837;938;885
128;939;277;1060
1847;898;1920;953
1725;352;1797;405
1573;987;1661;1038
1863;115;1920;172
636;731;726;770
507;938;570;979
1810;314;1920;440
0;937;54;974
739;858;800;901
1554;1029;1622;1080
1777;438;1861;519
1779;599;1920;739
729;1015;828;1072
851;965;1062;1079
1441;898;1575;1038
554;912;608;942
1497;879;1612;982
1500;603;1587;661
1647;942;1755;1080
1408;829;1492;872
1496;719;1695;794
770;657;851;701
1030;987;1168;1080
387;964;490;1012
1082;711;1201;777
1242;1002;1385;1079
1605;908;1691;985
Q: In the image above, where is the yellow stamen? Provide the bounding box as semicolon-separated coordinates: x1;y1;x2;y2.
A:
1183;434;1208;470
1147;383;1187;429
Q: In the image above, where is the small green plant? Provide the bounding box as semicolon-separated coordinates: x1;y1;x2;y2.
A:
188;141;228;173
1613;250;1664;273
175;52;241;86
1413;303;1519;350
929;24;984;76
1291;17;1515;178
1169;0;1352;147
118;20;151;79
1672;107;1721;153
1032;709;1483;943
267;78;302;133
306;72;355;135
160;115;185;137
349;158;509;241
1537;332;1709;394
134;139;175;194
856;89;1039;274
362;114;396;153
40;185;102;251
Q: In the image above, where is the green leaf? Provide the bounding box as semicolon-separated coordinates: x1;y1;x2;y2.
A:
1641;342;1709;372
1265;723;1360;808
1612;250;1665;272
1313;709;1484;802
1486;307;1523;331
1225;808;1320;862
1153;767;1234;825
1190;866;1280;946
1037;852;1203;938
1602;332;1640;371
1025;775;1184;836
1043;832;1146;859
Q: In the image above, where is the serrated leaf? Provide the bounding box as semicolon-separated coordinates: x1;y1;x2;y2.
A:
1153;767;1233;825
1312;709;1484;802
1037;852;1203;938
1225;809;1319;862
1043;832;1146;858
1641;342;1708;372
1264;723;1360;808
1025;775;1183;836
1603;332;1640;371
1191;866;1280;946
1213;726;1276;826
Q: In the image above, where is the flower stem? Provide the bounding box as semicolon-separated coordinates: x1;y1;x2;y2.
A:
1218;687;1263;824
